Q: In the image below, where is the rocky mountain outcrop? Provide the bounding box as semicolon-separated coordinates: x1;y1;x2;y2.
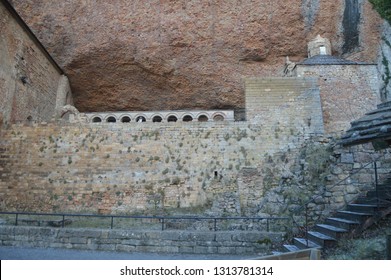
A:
9;0;386;112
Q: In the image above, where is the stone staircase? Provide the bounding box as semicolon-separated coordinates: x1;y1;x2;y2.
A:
283;179;391;252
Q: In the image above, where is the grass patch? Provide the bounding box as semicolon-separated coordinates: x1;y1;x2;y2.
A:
324;217;391;260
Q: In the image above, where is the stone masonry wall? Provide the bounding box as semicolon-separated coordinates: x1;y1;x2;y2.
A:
0;225;283;255
238;137;391;224
1;121;389;225
0;1;64;125
0;121;307;215
296;64;380;135
245;77;324;134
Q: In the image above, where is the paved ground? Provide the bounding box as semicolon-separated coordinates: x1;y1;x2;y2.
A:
0;246;259;260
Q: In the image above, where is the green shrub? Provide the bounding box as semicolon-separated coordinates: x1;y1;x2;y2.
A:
369;0;391;24
326;237;386;260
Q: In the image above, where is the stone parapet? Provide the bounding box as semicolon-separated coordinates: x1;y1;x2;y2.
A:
0;225;283;255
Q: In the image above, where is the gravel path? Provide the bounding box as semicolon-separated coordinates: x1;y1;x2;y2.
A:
0;246;259;260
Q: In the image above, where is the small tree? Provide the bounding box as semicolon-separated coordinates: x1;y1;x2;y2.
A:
369;0;391;24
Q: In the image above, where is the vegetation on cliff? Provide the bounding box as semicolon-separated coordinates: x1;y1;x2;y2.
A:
369;0;391;24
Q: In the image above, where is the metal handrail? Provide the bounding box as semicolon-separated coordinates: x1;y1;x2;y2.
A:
0;211;290;232
290;153;386;244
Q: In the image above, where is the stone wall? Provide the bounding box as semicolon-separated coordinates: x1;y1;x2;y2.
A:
1;121;389;225
0;121;306;215
296;64;380;134
0;1;68;125
238;137;391;223
0;225;283;255
245;77;324;135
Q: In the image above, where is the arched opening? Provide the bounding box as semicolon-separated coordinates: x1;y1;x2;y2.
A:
152;116;163;123
121;116;131;123
106;116;117;123
167;115;178;122
92;117;102;123
198;115;209;122
213;114;225;121
182;115;193;122
136;116;146;123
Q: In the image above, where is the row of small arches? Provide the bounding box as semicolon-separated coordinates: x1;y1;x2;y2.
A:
91;114;225;123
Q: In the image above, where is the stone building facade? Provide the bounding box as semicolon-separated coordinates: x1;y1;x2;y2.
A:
295;54;379;134
0;0;72;125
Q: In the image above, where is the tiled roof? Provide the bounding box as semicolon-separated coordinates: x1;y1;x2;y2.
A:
340;102;391;149
297;55;371;66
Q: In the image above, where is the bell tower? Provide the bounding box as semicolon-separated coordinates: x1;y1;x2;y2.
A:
307;35;332;57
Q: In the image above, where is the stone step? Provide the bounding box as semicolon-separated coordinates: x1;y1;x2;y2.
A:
325;217;360;230
354;197;391;207
293;237;321;250
282;244;300;252
374;183;391;189
307;231;337;248
355;196;381;204
366;190;391;199
347;203;379;213
314;224;348;239
335;210;373;222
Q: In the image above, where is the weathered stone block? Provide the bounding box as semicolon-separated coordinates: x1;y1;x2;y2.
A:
194;246;218;254
218;247;237;254
71;244;89;250
108;230;133;239
340;153;354;163
179;246;194;254
346;185;359;194
73;229;102;238
116;244;136;252
69;237;87;244
98;244;116;251
0;226;14;235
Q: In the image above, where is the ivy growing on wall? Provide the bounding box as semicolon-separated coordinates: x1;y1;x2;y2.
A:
369;0;391;24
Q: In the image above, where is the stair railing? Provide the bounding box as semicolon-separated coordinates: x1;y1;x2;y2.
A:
290;153;385;247
375;161;380;211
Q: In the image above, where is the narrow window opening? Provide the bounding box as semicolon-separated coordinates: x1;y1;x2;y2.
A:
92;117;102;123
198;115;208;122
136;116;146;122
183;115;193;122
107;116;117;123
153;116;163;123
213;115;224;121
167;115;178;122
121;116;131;123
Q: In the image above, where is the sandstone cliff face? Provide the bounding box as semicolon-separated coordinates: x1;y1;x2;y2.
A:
9;0;385;112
